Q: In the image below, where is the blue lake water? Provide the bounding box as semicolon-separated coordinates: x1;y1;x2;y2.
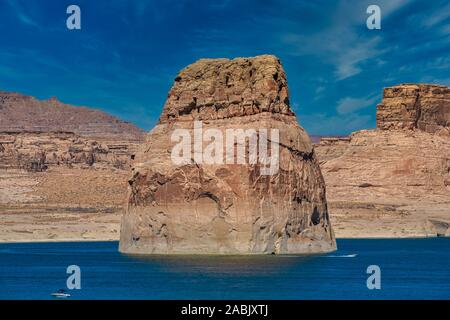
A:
1;238;450;300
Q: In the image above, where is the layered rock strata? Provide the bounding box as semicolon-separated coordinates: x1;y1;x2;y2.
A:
376;84;450;134
0;91;145;242
316;84;450;238
0;91;145;171
0;132;139;171
120;55;336;254
0;92;143;140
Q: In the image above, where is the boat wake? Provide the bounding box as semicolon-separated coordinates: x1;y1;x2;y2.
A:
325;253;358;258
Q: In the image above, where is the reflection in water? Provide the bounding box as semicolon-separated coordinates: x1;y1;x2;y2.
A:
125;254;321;276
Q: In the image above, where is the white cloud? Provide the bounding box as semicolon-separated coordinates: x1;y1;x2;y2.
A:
281;0;412;80
336;94;380;115
335;37;385;80
281;31;385;80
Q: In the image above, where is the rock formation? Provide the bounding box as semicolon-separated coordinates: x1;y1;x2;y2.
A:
0;132;139;171
120;55;336;254
316;84;450;238
0;92;144;171
0;91;145;242
0;91;143;140
376;84;450;134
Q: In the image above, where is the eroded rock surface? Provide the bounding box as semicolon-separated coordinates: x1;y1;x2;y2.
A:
0;91;145;242
0;132;140;171
0;92;145;171
376;84;450;134
0;92;143;140
120;55;336;254
316;84;450;238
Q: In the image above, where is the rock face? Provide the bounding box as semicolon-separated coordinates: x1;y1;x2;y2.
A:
376;84;450;134
316;84;450;238
0;92;145;171
120;55;336;254
0;132;140;171
0;92;144;140
0;90;145;243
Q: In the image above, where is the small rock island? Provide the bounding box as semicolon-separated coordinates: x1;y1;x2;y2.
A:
119;55;337;254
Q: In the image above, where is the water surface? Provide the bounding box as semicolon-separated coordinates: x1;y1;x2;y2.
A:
1;238;449;299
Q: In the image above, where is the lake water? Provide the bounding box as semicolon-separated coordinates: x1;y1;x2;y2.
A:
1;238;449;300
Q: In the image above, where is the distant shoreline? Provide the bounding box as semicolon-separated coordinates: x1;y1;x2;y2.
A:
0;235;446;245
0;239;119;244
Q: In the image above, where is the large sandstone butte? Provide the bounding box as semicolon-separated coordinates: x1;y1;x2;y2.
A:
0;91;145;242
316;84;450;238
120;55;336;254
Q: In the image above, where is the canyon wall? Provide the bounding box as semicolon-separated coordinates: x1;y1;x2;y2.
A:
0;92;143;140
376;84;450;134
0;92;145;242
316;84;450;238
0;132;140;172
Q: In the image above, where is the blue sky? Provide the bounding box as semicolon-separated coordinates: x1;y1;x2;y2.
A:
0;0;448;135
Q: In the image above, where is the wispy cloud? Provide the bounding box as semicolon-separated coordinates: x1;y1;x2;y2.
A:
336;94;380;115
421;3;450;28
0;0;448;136
5;0;38;27
18;13;37;27
281;0;412;80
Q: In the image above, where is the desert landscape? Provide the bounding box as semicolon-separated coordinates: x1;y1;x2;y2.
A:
316;84;450;238
0;91;144;242
0;65;449;244
3;0;450;304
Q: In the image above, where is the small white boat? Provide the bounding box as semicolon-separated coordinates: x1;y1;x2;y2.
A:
51;289;71;298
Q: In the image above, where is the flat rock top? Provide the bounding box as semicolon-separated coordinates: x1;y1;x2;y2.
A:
0;91;145;141
383;83;450;98
160;55;294;123
377;83;450;133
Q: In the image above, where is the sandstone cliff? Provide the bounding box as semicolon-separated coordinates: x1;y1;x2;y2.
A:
0;92;145;171
316;84;450;238
0;132;140;172
377;84;450;134
0;91;145;242
120;55;336;254
0;92;144;140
